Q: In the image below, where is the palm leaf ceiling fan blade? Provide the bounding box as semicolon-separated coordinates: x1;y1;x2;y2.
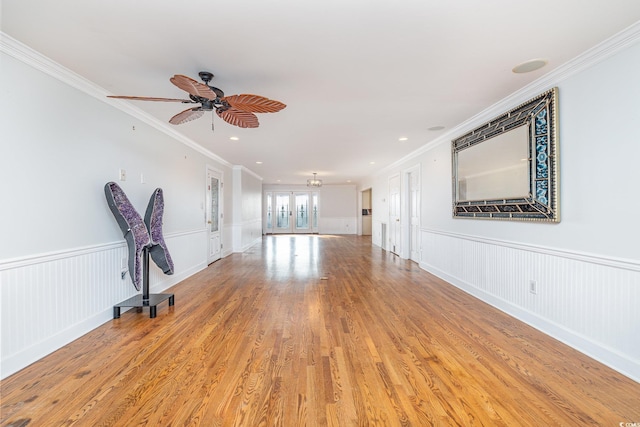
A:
170;74;218;100
216;107;259;128
107;95;192;102
106;71;284;129
222;94;286;113
169;108;204;125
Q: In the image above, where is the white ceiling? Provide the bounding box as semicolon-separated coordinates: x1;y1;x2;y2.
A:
3;1;640;186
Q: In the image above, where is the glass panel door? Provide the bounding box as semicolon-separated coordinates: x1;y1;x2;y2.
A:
274;193;291;233
294;193;310;232
312;192;318;233
206;168;222;264
266;191;319;234
265;192;273;233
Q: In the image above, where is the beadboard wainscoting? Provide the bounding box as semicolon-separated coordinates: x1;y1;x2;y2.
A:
0;229;208;379
420;228;640;382
319;217;357;235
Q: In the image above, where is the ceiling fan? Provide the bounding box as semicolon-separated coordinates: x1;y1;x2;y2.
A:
108;71;286;129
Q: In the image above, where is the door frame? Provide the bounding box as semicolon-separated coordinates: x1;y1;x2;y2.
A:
402;164;421;263
388;173;401;255
206;165;223;264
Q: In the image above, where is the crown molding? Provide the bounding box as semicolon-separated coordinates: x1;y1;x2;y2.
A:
233;165;264;181
0;31;233;168
378;20;640;176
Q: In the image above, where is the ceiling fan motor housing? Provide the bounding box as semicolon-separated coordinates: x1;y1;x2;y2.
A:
198;71;225;98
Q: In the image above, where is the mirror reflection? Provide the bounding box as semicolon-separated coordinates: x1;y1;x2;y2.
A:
457;125;529;201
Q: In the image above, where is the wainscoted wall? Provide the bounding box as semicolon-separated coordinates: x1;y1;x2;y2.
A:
319;217;357;235
420;229;640;382
0;36;246;380
229;219;263;253
0;230;208;379
366;26;640;383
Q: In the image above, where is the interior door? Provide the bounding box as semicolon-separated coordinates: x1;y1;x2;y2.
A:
206;167;222;264
389;174;401;255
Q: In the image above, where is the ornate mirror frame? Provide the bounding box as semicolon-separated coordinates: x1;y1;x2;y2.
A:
452;87;559;222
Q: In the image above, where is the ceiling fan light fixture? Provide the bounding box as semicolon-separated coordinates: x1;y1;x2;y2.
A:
307;173;322;187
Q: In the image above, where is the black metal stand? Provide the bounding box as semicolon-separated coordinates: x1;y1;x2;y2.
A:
113;247;174;319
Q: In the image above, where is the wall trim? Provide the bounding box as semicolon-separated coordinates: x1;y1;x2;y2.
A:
423;228;640;272
233;164;263;181
420;261;640;383
0;32;232;168
0;228;206;271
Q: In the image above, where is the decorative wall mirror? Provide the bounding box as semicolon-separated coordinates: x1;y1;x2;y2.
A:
452;87;559;222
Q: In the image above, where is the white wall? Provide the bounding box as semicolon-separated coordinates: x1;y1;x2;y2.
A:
231;166;263;251
0;39;238;378
372;32;640;381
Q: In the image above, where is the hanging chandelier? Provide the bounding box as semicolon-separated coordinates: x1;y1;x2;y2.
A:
307;172;322;187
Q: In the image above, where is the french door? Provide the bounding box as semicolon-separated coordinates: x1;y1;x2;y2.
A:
266;191;318;234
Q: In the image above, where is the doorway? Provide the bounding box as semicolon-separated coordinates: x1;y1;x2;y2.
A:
388;174;401;255
206;167;223;264
361;188;372;236
406;166;420;263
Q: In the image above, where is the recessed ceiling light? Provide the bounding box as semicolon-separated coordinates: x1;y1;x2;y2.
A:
428;126;445;131
347;180;351;183
398;137;408;141
230;136;239;141
256;161;263;164
369;161;376;165
512;59;548;74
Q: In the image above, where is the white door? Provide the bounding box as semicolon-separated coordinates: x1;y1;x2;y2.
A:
408;170;420;262
270;191;318;234
206;167;222;264
389;174;401;255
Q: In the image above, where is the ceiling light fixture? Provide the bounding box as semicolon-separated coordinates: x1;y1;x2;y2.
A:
398;137;408;141
307;172;322;187
512;59;548;74
230;136;239;141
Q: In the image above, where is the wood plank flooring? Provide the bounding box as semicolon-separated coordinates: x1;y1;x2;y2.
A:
2;235;639;426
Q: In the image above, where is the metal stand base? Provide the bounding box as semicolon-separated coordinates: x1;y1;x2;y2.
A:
113;247;175;319
113;293;174;319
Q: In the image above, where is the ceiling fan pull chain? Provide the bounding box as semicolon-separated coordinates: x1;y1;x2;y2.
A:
211;112;215;132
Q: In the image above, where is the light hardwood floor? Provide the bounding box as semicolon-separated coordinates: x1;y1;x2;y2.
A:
2;235;639;426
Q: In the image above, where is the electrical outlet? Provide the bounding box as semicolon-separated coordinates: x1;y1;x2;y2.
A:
529;280;537;294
